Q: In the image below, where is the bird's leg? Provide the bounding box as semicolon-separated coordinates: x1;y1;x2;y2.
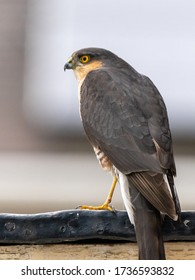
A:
79;176;118;211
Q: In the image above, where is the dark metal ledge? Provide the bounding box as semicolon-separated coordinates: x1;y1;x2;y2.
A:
0;210;194;244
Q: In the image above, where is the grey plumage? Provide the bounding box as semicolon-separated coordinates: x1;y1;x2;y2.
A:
64;47;181;259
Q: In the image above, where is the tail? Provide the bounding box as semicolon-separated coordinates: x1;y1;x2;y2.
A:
118;171;166;259
130;183;165;260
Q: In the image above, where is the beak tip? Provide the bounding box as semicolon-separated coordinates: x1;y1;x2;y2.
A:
64;59;73;71
64;63;70;71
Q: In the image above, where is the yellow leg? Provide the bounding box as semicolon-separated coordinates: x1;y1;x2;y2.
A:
80;176;118;211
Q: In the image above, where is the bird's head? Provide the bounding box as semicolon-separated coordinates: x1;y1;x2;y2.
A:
64;47;117;82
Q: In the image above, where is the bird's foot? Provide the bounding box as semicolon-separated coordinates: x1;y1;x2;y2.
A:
78;202;114;211
78;176;118;212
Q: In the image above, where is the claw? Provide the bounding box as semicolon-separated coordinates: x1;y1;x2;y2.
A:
77;176;118;212
79;203;114;211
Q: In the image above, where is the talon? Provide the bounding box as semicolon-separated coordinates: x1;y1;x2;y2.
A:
78;176;118;212
79;203;114;211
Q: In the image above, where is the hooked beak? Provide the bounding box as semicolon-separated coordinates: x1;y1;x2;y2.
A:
64;58;73;71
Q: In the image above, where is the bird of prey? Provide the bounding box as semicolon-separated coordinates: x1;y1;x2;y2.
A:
64;47;181;260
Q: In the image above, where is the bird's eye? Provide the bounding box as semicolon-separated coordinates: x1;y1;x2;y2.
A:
79;55;90;64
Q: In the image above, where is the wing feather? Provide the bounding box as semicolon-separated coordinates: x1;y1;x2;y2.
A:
128;172;177;220
80;67;180;218
81;68;174;173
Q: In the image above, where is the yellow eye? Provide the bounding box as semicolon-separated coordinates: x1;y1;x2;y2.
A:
79;55;90;64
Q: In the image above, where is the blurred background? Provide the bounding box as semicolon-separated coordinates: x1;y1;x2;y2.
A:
0;0;194;213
